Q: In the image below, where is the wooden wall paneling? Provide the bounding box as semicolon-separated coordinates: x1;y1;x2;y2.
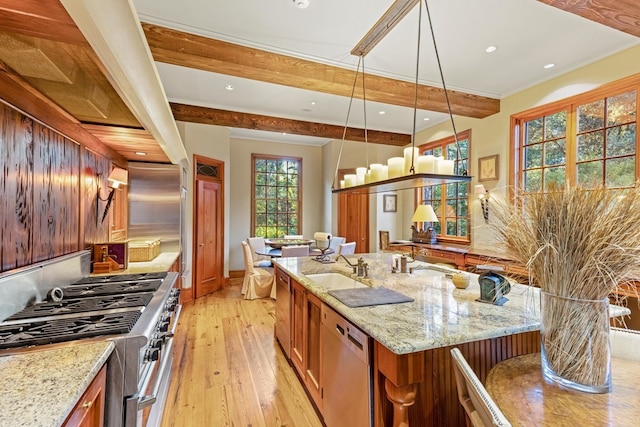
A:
32;123;80;262
80;148;110;248
0;103;4;268
1;104;34;271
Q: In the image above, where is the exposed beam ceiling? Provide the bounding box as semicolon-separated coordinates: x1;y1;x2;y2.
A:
142;23;501;120
538;0;640;38
170;103;411;146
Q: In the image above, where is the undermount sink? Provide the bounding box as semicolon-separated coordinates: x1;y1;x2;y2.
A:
305;273;368;290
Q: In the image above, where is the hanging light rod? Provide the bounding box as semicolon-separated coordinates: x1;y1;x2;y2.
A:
351;0;419;56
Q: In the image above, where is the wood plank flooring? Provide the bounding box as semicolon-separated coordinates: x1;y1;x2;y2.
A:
160;279;323;427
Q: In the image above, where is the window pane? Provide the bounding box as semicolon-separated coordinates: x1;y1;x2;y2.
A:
524;169;542;192
525;143;543;168
544;166;565;189
525;118;543;144
577;160;603;187
545;111;567;139
458;218;468;237
606;157;635;188
253;156;302;237
544;138;566;166
577;131;604;161
606;124;636;157
577;100;604;132
607;91;636;126
458;199;468;216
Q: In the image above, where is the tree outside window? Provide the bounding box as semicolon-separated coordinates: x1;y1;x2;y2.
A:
251;154;302;238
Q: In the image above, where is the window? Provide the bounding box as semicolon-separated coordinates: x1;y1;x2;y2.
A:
251;154;302;238
418;130;471;242
513;76;639;192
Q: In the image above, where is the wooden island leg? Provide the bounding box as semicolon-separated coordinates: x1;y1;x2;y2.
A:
384;379;418;427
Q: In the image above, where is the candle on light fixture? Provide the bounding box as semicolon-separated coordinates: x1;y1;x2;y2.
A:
417;155;435;173
344;174;356;187
388;157;404;178
439;159;454;175
370;163;383;182
404;147;420;175
356;167;367;185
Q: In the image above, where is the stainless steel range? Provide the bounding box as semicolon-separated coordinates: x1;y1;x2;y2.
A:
0;251;181;427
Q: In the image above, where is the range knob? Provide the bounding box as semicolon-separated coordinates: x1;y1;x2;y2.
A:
157;315;171;332
165;297;178;312
145;347;160;362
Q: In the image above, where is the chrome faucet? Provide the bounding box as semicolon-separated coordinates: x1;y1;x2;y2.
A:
336;255;369;278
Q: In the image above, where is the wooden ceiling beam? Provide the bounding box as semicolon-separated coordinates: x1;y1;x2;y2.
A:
143;23;500;119
537;0;640;38
170;103;411;146
351;0;419;56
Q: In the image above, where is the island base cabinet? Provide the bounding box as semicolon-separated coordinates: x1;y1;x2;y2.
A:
374;331;540;427
290;279;323;412
63;364;107;427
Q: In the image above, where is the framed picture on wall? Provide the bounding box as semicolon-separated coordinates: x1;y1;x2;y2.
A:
478;154;499;182
383;194;397;212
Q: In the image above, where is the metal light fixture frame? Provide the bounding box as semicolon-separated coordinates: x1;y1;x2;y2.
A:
96;167;128;225
332;0;471;195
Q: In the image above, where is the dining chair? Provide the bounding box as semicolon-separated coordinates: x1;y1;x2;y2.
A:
450;347;512;427
610;327;640;361
284;234;304;239
281;245;310;257
246;237;272;267
241;241;275;300
336;242;356;256
329;236;346;252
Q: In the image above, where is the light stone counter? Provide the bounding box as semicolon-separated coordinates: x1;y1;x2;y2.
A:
0;341;114;427
93;251;180;276
275;253;629;355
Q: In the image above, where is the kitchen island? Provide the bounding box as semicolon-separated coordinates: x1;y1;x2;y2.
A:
275;253;629;427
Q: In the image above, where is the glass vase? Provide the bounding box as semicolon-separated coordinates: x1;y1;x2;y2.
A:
540;291;611;393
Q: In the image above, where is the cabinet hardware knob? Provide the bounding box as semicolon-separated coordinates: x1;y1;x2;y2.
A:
82;401;93;409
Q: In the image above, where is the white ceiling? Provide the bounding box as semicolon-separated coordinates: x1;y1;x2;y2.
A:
133;0;639;146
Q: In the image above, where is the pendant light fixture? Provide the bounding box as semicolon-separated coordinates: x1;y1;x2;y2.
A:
332;0;470;195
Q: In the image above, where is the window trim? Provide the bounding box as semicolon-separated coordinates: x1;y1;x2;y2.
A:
250;153;303;238
510;74;640;190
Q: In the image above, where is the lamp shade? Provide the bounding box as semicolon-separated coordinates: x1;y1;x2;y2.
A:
474;184;486;196
412;204;438;223
107;167;128;188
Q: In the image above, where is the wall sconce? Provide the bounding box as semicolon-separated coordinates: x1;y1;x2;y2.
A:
475;184;490;223
410;204;439;244
97;167;128;224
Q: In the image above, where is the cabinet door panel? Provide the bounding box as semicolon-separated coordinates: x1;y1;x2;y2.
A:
291;280;306;378
305;293;322;410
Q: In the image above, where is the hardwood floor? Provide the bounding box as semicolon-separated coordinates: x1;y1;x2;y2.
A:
160;279;323;427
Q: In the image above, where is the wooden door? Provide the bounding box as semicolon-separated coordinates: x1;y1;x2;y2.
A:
305;293;323;411
338;193;369;253
194;179;223;298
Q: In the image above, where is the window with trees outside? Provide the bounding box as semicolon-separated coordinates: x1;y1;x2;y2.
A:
418;130;471;242
251;154;302;238
512;76;638;192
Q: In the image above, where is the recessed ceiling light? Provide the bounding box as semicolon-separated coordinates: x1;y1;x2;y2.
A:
225;84;234;91
310;101;316;105
485;45;497;53
282;132;287;135
293;0;309;9
379;110;386;115
544;63;555;69
423;117;430;121
135;152;147;156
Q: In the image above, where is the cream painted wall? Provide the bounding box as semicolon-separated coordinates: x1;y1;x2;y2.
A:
413;44;640;245
230;138;324;271
176;121;231;289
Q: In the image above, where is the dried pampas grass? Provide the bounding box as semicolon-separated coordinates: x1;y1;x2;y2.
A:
491;184;640;299
491;183;640;392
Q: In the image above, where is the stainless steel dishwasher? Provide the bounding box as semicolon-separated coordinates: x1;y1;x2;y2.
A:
322;304;372;427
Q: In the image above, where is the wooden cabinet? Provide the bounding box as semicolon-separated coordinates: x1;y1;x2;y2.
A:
63;364;107;427
290;279;323;411
415;247;466;269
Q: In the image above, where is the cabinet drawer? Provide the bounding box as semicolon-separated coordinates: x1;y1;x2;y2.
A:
63;364;107;427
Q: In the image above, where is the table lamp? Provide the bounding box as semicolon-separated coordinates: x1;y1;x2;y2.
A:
411;204;439;244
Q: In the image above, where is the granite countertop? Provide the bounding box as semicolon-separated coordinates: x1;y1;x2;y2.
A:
275;253;629;355
0;340;114;427
92;251;180;276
